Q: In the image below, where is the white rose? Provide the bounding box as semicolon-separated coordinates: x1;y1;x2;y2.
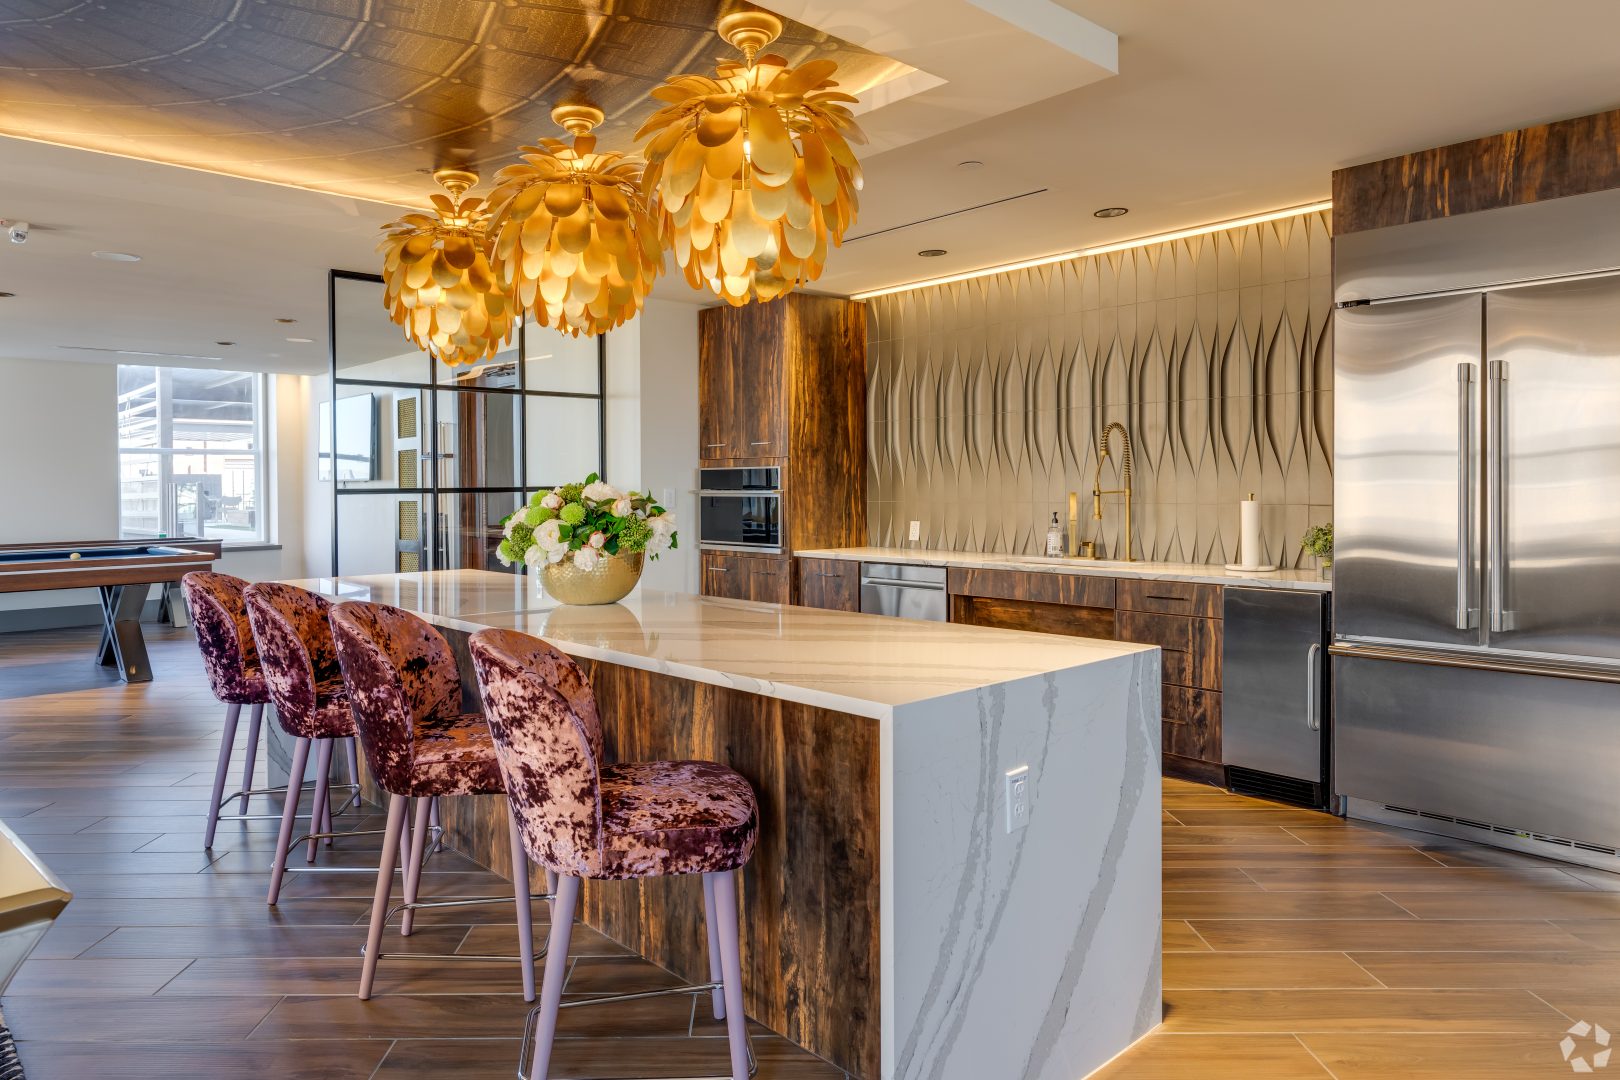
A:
589;531;606;549
496;545;514;567
547;544;567;564
646;530;671;556
540;492;562;510
522;545;546;568
611;496;632;518
582;480;620;502
502;515;519;538
536;519;563;548
654;510;675;529
573;546;600;571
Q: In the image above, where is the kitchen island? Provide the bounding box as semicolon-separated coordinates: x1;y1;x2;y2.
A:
285;570;1161;1080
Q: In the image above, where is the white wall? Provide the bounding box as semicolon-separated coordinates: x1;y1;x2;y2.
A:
0;360;313;619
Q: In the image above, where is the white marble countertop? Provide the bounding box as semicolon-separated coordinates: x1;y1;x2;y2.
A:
794;546;1333;592
282;570;1152;720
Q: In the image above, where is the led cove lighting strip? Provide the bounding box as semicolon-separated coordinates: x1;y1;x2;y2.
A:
850;200;1333;300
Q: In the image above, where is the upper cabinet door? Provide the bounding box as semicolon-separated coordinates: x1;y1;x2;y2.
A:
1334;293;1484;648
1485;275;1620;662
698;327;735;461
733;344;787;458
698;304;787;459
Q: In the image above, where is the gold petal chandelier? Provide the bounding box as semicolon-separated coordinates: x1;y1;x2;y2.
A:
377;169;515;367
637;10;867;305
485;105;664;339
377;9;866;357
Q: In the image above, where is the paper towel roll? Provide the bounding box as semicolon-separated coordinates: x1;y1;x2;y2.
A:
1239;498;1262;569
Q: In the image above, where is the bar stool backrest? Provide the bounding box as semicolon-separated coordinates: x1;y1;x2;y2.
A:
467;628;605;876
181;571;263;703
328;600;462;795
244;582;338;732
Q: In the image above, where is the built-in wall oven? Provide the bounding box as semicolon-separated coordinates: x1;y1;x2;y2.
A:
698;467;782;554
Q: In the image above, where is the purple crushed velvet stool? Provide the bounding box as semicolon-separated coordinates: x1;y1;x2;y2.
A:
329;599;538;1002
468;628;760;1080
243;582;365;903
181;572;273;849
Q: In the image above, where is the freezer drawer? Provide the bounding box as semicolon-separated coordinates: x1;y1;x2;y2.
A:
1334;653;1620;851
1222;588;1329;805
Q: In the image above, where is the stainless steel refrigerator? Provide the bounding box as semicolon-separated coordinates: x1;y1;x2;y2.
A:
1332;187;1620;867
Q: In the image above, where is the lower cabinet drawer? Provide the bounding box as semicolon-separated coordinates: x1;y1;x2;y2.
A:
1118;578;1221;618
1115;609;1222;690
1161;686;1221;763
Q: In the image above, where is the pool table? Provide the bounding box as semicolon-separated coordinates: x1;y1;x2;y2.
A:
0;538;221;682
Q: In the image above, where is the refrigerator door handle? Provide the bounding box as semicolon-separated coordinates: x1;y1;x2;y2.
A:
1487;360;1514;632
1305;642;1322;731
1456;363;1476;630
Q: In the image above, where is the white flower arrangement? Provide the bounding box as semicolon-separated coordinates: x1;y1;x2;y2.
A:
496;472;678;572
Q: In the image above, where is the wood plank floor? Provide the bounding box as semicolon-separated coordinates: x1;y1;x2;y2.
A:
5;625;1620;1078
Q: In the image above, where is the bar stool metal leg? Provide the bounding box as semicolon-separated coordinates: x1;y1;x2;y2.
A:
701;872;727;1021
240;703;263;814
267;736;310;905
708;870;750;1080
359;793;409;1000
509;812;536;1003
400;797;432;936
203;703;241;849
307;738;334;863
528;874;579;1080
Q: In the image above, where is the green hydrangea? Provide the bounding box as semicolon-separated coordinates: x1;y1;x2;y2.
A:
617;515;652;553
497;538;516;563
524;505;555;527
508;521;535;553
558;502;586;526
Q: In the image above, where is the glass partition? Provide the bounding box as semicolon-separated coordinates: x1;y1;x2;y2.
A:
327;270;605;575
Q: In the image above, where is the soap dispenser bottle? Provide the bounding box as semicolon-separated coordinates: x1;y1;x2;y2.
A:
1044;511;1064;557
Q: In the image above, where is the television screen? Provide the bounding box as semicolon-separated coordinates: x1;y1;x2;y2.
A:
319;393;377;482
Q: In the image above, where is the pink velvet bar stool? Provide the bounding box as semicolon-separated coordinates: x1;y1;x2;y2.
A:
468;628;760;1080
181;572;273;849
328;599;537;1002
244;582;364;903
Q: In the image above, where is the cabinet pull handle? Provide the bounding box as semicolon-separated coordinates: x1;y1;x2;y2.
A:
1305;643;1322;731
1456;362;1476;630
704;443;726;449
750;441;770;446
710;566;729;572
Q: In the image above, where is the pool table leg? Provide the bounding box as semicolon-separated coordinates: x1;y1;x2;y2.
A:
97;583;153;683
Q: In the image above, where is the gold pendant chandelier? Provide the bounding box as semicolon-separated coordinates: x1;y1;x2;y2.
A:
636;11;866;306
484;105;664;338
377;169;514;367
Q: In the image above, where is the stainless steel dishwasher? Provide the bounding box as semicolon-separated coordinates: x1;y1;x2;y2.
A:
1221;587;1331;808
859;563;949;622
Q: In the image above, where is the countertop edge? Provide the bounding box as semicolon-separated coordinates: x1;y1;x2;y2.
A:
794;547;1333;592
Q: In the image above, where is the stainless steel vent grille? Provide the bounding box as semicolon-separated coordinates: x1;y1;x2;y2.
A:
1381;804;1620;858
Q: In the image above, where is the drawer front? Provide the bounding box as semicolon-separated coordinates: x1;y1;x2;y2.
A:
1162;686;1222;762
795;558;859;611
1118;578;1221;618
948;568;1116;608
1115;609;1222;690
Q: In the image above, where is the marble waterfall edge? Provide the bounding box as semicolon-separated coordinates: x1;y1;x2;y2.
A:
882;649;1162;1080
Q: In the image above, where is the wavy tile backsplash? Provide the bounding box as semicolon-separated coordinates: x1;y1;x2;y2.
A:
865;209;1334;568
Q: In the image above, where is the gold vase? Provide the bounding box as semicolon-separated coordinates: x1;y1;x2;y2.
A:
537;551;644;605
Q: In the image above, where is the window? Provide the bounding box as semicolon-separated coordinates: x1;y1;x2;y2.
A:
117;365;269;545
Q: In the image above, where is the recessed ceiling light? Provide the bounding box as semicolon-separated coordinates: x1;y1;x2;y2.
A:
215;340;235;346
958;160;984;169
92;250;142;262
275;317;297;324
918;249;948;257
1093;207;1129;218
0;291;13;298
285;336;314;343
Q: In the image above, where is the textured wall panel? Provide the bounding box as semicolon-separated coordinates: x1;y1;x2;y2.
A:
867;210;1333;568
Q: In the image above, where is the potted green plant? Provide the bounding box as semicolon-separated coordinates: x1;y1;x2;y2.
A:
1301;522;1333;580
496;473;678;605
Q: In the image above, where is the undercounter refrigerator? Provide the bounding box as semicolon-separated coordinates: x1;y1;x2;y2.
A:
1332;187;1620;869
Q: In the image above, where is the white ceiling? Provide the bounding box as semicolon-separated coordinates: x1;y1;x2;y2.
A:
4;0;1620;375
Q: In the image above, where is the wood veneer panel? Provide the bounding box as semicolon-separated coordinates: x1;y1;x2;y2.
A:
1117;578;1221;619
1332;108;1620;235
949;594;1116;638
947;567;1117;608
1116;609;1222;690
784;294;867;553
794;556;859;611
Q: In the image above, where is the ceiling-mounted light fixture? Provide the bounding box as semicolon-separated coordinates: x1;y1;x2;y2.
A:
484;105;662;338
1093;207;1129;218
377;168;515;366
636;10;867;306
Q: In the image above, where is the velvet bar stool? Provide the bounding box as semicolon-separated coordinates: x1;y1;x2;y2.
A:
244;582;365;903
181;572;273;849
468;628;760;1080
328;599;537;1001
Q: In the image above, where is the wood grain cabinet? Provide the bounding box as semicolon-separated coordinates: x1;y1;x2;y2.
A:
795;558;860;612
703;551;791;605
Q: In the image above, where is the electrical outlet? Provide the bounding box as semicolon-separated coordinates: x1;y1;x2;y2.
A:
908;520;921;542
1005;765;1031;833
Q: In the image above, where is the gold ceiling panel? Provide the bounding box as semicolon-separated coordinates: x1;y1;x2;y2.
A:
0;1;906;206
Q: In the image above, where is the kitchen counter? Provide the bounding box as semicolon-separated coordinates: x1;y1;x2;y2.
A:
796;545;1333;592
283;570;1162;1080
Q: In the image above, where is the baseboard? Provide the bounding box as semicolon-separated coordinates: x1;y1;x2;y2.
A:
0;598;165;634
1161;753;1225;787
